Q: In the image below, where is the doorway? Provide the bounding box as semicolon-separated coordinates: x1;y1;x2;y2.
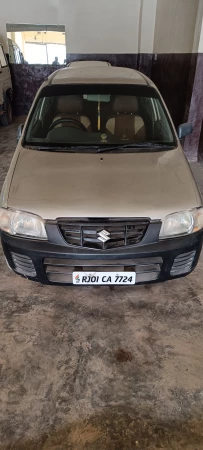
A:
6;24;66;65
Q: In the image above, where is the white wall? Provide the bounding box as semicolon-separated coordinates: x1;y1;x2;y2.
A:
0;0;59;49
198;19;203;52
62;0;141;53
1;0;202;55
139;0;157;53
154;0;199;53
0;0;141;53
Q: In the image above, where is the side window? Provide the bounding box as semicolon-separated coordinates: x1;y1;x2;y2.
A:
153;99;174;142
26;98;53;139
0;46;8;68
139;97;155;138
20;52;24;64
17;49;22;64
14;48;20;64
140;97;156;120
9;46;15;64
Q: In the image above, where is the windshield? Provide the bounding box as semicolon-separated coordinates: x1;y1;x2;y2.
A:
24;84;177;150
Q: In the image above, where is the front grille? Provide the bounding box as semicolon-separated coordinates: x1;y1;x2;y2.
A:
58;218;149;249
170;251;196;276
44;256;162;284
11;252;36;277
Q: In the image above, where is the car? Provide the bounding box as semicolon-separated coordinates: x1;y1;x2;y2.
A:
0;61;203;286
8;38;25;64
0;42;13;126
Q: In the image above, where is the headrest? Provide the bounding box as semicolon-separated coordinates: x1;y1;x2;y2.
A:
113;96;139;114
57;95;83;114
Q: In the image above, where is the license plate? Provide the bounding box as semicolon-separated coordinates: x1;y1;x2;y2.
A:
73;272;136;285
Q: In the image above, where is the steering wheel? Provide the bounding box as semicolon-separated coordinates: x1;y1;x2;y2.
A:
49;118;88;132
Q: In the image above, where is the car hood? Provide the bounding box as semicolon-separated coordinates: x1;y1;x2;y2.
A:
7;146;201;220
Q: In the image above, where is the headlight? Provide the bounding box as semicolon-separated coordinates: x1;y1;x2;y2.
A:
160;208;203;239
0;208;47;240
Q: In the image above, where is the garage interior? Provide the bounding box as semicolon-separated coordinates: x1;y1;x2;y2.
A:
1;1;203;449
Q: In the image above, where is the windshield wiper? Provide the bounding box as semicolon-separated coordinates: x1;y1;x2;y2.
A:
25;145;100;152
96;142;176;153
25;143;176;153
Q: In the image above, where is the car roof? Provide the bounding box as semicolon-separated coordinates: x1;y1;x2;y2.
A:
67;61;111;68
49;63;150;86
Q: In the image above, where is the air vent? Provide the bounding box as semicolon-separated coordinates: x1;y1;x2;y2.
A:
11;252;36;277
170;251;196;276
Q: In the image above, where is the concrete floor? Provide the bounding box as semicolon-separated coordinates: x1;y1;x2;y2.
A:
1;118;203;450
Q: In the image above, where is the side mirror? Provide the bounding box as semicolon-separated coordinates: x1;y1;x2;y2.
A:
178;123;193;139
17;124;24;142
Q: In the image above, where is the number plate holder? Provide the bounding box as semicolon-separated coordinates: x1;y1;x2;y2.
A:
73;272;136;285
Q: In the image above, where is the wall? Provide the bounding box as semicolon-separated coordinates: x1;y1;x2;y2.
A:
139;0;157;53
10;64;62;115
154;0;199;53
1;0;159;54
2;0;200;55
193;0;203;52
0;0;141;53
0;0;59;49
65;0;141;53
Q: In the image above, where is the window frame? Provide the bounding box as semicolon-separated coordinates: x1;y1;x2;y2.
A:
23;84;178;149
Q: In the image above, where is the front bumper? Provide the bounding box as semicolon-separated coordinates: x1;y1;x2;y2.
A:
1;230;202;285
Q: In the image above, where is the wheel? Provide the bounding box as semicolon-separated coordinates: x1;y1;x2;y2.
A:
49;118;88;132
0;96;12;126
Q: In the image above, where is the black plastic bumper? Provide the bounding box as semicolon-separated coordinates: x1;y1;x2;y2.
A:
1;230;203;285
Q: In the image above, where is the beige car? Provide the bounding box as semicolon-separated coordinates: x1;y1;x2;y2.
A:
0;61;202;286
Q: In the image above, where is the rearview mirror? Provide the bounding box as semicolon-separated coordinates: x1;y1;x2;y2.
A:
17;124;24;142
83;94;110;103
178;123;193;139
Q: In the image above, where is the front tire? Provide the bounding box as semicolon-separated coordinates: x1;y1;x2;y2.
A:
0;96;12;126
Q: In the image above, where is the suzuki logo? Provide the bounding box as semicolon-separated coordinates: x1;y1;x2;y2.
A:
97;229;110;243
